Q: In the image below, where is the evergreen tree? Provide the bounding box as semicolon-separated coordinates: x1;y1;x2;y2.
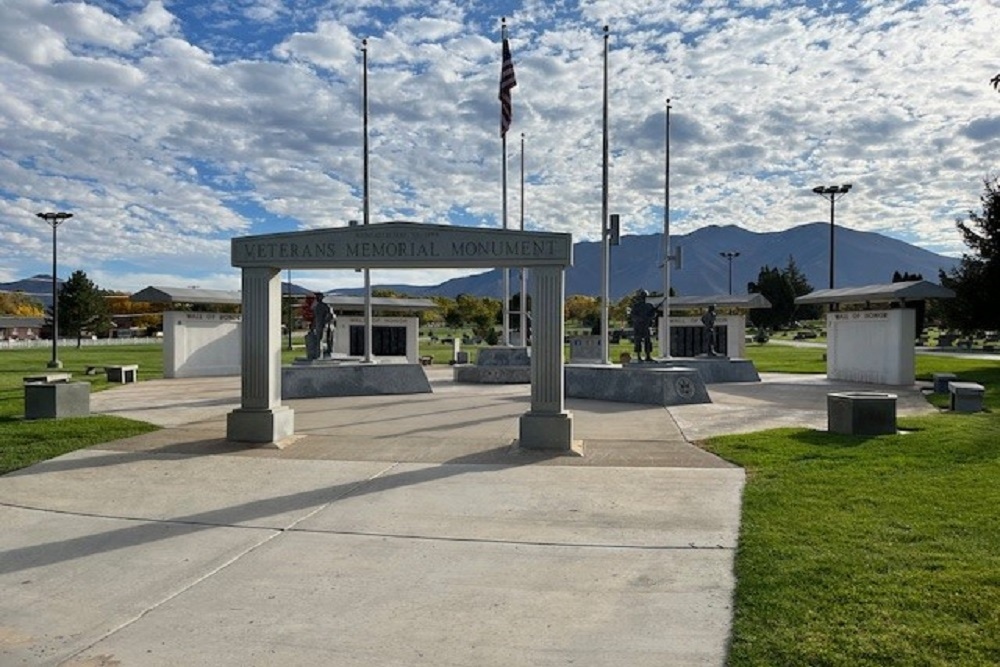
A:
747;257;818;330
52;270;110;347
783;256;820;321
747;266;793;330
939;176;1000;332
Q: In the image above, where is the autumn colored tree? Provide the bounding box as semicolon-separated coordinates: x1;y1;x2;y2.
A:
0;291;44;316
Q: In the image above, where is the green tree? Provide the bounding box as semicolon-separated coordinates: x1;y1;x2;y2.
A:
939;175;1000;332
782;257;820;321
891;271;927;333
565;295;599;326
52;270;110;346
747;256;817;330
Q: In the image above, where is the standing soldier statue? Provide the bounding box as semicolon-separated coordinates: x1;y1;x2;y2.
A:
306;292;336;360
701;304;718;356
628;289;660;362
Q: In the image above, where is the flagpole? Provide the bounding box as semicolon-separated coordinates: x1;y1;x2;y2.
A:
500;18;511;346
362;38;374;363
502;134;510;346
600;25;611;364
660;98;672;359
519;131;527;344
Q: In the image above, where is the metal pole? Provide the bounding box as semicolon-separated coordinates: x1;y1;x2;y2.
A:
660;98;672;359
600;25;610;364
50;221;59;368
286;269;293;350
36;212;71;369
519;131;527;343
501;19;511;346
828;194;835;290
362;39;374;362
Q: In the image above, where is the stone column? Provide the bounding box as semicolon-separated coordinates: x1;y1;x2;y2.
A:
226;267;294;445
519;265;574;451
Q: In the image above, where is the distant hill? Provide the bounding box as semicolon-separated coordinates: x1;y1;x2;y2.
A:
0;274;60;308
333;223;960;299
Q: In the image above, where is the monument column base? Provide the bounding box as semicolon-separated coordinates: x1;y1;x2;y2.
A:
518;410;576;452
227;406;295;447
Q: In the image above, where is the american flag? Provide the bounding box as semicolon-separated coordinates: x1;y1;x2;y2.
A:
499;31;517;138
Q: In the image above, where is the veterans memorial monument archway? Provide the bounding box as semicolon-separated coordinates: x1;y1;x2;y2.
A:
227;221;575;451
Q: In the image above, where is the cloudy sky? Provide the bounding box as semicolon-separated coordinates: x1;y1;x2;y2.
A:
1;0;998;293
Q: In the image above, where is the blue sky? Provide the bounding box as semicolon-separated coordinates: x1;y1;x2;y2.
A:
1;0;998;293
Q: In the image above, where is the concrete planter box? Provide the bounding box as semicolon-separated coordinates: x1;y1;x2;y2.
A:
24;381;91;420
827;391;896;436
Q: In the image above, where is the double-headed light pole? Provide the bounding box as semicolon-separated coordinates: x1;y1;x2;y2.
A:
719;251;740;295
811;183;852;289
36;211;73;369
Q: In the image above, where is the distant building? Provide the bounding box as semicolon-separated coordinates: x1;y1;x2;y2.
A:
0;316;45;341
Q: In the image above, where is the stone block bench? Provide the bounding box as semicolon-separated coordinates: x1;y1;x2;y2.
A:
948;381;985;413
23;372;73;384
932;372;958;394
105;364;139;384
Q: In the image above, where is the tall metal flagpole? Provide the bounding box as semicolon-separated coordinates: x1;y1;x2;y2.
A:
500;16;516;345
660;98;672;359
519;131;527;343
362;39;374;363
600;25;611;364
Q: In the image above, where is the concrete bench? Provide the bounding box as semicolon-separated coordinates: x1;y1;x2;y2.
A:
932;372;958;394
419;355;434;366
949;381;985;413
106;364;139;384
23;373;73;384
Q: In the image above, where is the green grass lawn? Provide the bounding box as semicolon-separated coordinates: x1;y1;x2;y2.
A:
705;353;1000;666
2;341;1000;664
0;344;165;475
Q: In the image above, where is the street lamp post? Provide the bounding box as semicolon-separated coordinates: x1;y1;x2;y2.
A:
719;251;740;295
36;211;73;369
811;184;853;289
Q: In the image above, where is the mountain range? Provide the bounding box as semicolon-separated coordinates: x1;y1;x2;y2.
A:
332;222;960;300
2;223;961;305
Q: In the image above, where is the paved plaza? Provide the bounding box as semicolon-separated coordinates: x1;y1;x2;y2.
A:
0;368;936;666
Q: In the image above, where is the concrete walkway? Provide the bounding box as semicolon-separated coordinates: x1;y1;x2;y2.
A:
0;368;935;666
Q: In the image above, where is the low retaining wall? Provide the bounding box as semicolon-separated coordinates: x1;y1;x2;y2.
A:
282;363;432;399
453;346;531;384
565;365;711;406
651;357;759;384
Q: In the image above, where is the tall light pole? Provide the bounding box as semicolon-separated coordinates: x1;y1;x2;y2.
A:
36;211;73;369
811;184;852;289
720;251;740;295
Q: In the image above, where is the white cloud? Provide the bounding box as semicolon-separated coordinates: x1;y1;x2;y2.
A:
1;0;998;295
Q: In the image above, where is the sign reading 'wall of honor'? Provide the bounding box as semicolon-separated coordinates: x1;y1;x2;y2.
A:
231;221;574;270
